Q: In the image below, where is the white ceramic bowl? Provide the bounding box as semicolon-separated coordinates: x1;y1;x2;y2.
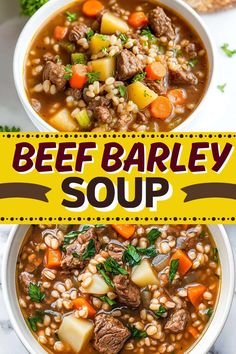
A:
2;224;234;354
13;0;215;132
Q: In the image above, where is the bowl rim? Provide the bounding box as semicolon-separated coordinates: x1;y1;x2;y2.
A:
1;224;235;354
13;0;215;133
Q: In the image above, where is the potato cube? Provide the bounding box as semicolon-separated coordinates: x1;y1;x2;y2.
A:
90;34;110;55
88;57;116;81
83;274;111;295
101;12;129;34
131;259;160;287
49;108;78;131
127;82;158;109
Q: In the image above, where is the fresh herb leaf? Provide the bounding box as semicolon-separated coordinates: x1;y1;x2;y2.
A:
72;252;80;258
95;224;106;228
141;27;154;40
80;225;91;232
188;58;198;68
54;55;62;64
86;28;95;41
147;229;161;245
118;33;128;44
28;314;43;332
29;283;45;303
20;0;48;16
217;83;226;93
100;295;116;306
212;248;219;263
206;308;213;317
96;263;114;287
64;64;73;80
123;245;141;267
72;53;87;65
129;325;148;339
155;305;167;317
98;34;108;41
86;72;100;84
144;89;151;97
0;126;20;132
102;47;108;54
132;72;146;83
63;231;79;245
221;43;236;57
199;231;206;239
82;239;96;260
169;259;179;283
118;85;126;97
65;11;77;22
137;245;157;258
104;257;128;275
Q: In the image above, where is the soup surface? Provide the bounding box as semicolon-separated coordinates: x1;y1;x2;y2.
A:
17;224;219;354
25;0;208;132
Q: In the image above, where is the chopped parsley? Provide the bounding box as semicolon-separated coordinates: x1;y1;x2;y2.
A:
0;126;20;132
63;231;79;245
28;314;44;332
155;305;167;317
86;28;95;41
82;239;96;260
141;27;154;40
98;34;109;41
72;53;87;65
86;71;100;84
144;90;151;98
188;58;198;68
103;257;128;275
123;245;141;267
169;259;179;283
20;0;48;16
96;263;114;287
129;325;148;339
64;64;73;80
118;85;126;97
147;228;161;245
80;225;91;232
206;308;213;317
72;252;80;258
137;245;157;258
29;283;45;303
132;72;146;83
102;47;108;54
199;231;206;239
95;224;106;228
212;248;219;263
118;33;128;45
65;11;77;22
221;43;236;57
100;295;116;306
217;83;226;93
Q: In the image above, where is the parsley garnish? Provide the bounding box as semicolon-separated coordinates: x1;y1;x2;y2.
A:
0;126;20;132
72;53;87;65
206;308;213;317
129;325;148;339
123;245;141;267
118;85;126;97
102;47;108;54
147;229;161;245
141;27;154;40
95;224;106;228
221;43;236;57
72;252;80;258
118;33;128;44
217;83;226;93
65;11;77;22
169;259;179;283
20;0;48;16
64;64;73;80
100;295;116;306
137;245;157;258
155;305;167;317
82;239;96;260
188;58;198;68
132;72;146;83
29;283;45;303
86;28;95;41
199;231;206;239
212;248;219;263
96;263;114;287
63;231;79;244
86;71;100;83
103;257;128;275
28;313;44;332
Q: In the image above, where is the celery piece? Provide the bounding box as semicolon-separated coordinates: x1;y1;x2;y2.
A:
75;109;91;129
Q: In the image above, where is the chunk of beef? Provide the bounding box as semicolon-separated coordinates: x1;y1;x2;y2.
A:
93;314;130;354
116;49;145;81
43;61;67;91
83;91;111;110
69;23;89;42
61;227;100;269
91;10;107;31
43;52;55;62
66;88;82;101
136;111;149;125
148;7;175;40
108;241;125;264
19;272;33;294
113;275;141;308
144;78;167;95
185;43;197;58
95;106;112;124
31;98;41;112
170;68;198;85
164;309;189;333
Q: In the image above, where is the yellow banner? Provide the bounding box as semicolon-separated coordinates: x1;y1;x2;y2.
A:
0;132;236;224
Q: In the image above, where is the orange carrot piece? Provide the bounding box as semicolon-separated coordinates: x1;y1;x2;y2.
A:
128;12;148;28
188;326;199;339
54;26;68;40
72;297;96;317
111;224;135;239
82;0;104;17
187;285;207;308
171;249;192;276
168;88;186;105
45;248;62;269
150;96;173;120
183;224;189;230
146;62;167;80
70;64;87;89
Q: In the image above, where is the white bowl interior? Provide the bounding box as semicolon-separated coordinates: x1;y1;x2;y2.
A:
13;0;214;133
2;224;234;354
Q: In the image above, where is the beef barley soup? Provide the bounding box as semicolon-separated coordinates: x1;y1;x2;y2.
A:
25;0;209;132
16;224;220;354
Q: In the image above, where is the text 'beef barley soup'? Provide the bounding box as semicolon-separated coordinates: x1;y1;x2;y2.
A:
25;0;209;132
17;224;220;354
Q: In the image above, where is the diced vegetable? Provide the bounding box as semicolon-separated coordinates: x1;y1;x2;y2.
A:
145;62;167;80
168;89;186;105
188;326;199;339
74;109;91;129
70;64;88;89
101;12;129;34
58;315;94;353
90;34;110;54
128;12;148;29
150;96;173;120
49;109;79;131
45;248;62;269
83;273;111;294
59;40;75;53
169;259;179;282
131;259;159;287
170;250;192;276
82;0;104;17
187;285;207;308
54;26;68;40
88;57;115;81
127;82;157;109
71;53;87;65
111;224;135;239
152;254;170;273
72;297;96;317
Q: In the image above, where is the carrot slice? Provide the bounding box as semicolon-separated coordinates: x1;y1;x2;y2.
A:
72;297;96;317
54;26;68;40
128;12;148;28
70;64;87;89
187;285;207;308
168;89;187;105
188;326;199;339
150;96;173;120
82;0;104;17
111;225;135;239
45;248;62;269
146;62;167;80
171;250;192;276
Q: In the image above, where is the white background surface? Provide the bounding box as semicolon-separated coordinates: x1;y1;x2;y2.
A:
0;1;236;353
